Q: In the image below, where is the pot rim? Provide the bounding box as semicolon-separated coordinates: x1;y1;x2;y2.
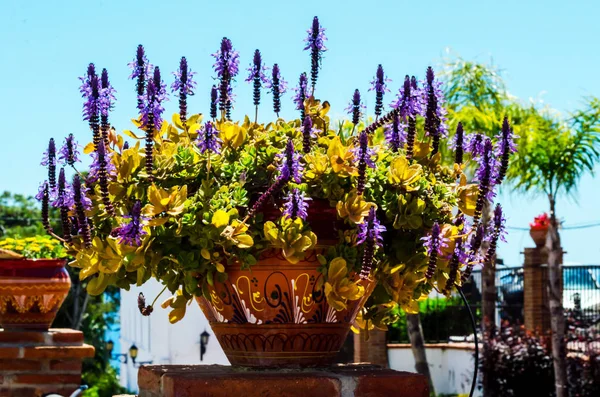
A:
0;258;68;270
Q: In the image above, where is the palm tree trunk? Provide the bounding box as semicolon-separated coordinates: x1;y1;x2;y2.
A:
407;313;435;395
546;194;567;397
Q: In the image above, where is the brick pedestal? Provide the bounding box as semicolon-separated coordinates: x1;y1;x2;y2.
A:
0;328;95;397
353;330;389;367
138;364;428;397
523;247;563;332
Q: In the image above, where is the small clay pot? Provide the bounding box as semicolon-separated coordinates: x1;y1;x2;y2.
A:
0;259;71;331
529;229;548;248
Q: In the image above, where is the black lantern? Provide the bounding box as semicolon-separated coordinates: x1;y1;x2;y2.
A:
106;339;128;363
129;344;139;363
200;330;210;361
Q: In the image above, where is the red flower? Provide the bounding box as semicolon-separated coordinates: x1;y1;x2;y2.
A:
530;213;550;230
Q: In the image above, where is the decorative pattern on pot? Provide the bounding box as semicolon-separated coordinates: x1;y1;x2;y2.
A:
0;259;71;331
196;249;375;367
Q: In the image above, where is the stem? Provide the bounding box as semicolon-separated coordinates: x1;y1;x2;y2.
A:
254;105;258;125
151;285;169;308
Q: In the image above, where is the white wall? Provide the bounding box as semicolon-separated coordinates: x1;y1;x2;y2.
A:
119;279;229;392
388;344;481;397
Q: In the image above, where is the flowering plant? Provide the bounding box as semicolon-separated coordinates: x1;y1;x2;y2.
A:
36;17;513;328
0;236;67;260
529;212;550;231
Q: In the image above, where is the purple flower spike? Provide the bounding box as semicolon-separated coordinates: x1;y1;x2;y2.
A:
421;221;449;279
210;85;219;120
59;134;81;166
72;175;92;248
129;45;152;109
475;137;499;203
345;89;365;126
52;168;74;209
266;63;287;116
304;16;327;92
302;116;318;153
358;206;386;280
41;138;57;190
462;223;485;283
139;67;167;180
293;72;309;121
452;122;465;165
423;67;448;156
95;140;115;216
370;64;391;118
197;121;222;154
212;37;239;120
171;56;197;125
465;133;486;158
246;49;269;108
391;75;423;119
277;138;303;183
283;188;310;220
39;181;53;234
495;117;517;184
114;201;148;246
99;68;116;147
385;115;406;152
80;64;102;149
482;204;508;264
353;131;376;195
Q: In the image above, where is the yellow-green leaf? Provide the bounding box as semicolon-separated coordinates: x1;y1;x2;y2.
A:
212;210;230;228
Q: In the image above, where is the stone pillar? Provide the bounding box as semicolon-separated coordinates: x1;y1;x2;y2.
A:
523;247;562;332
138;364;428;397
353;330;389;367
0;328;95;397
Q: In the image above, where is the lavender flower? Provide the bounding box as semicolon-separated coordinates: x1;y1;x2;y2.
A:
385;115;406;152
210;85;219;120
353;131;376;195
212;37;239;120
41;138;57;189
423;67;448;156
370;65;391;118
40;181;53;234
54;168;72;242
283;189;310;220
421;222;449;279
265;63;287;116
465;133;486;158
293;72;309;121
495;117;517;184
100;68;116;146
95;141;114;216
88;148;116;183
461;223;485;283
114;201;148;246
140;67;167;179
171;56;196;125
52;168;74;209
345;89;365;126
58;134;80;166
357;207;386;280
276;138;303;183
128;45;152;109
304;16;327;92
484;204;507;263
474;138;498;224
80;64;101;150
196;121;222;154
452;122;464;165
72;175;92;248
302;116;318;153
246;49;268;108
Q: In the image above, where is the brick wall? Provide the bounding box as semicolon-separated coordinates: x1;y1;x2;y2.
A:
0;328;95;397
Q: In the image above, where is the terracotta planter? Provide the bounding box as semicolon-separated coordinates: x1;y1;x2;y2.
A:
0;259;71;331
196;249;375;367
529;228;548;248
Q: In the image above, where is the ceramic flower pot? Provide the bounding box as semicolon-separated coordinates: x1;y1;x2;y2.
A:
196;248;375;367
0;259;71;331
529;228;548;248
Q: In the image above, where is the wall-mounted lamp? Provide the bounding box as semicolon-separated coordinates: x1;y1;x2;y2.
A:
200;330;210;361
105;341;153;366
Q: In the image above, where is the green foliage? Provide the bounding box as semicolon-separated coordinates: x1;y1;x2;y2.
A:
0;191;59;237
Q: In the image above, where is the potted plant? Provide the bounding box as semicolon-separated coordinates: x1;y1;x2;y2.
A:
529;213;550;247
0;236;70;330
35;17;514;366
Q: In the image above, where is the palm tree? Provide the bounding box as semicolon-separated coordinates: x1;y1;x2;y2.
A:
506;98;600;397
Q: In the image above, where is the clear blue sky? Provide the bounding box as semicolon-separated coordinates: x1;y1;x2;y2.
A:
1;0;600;267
